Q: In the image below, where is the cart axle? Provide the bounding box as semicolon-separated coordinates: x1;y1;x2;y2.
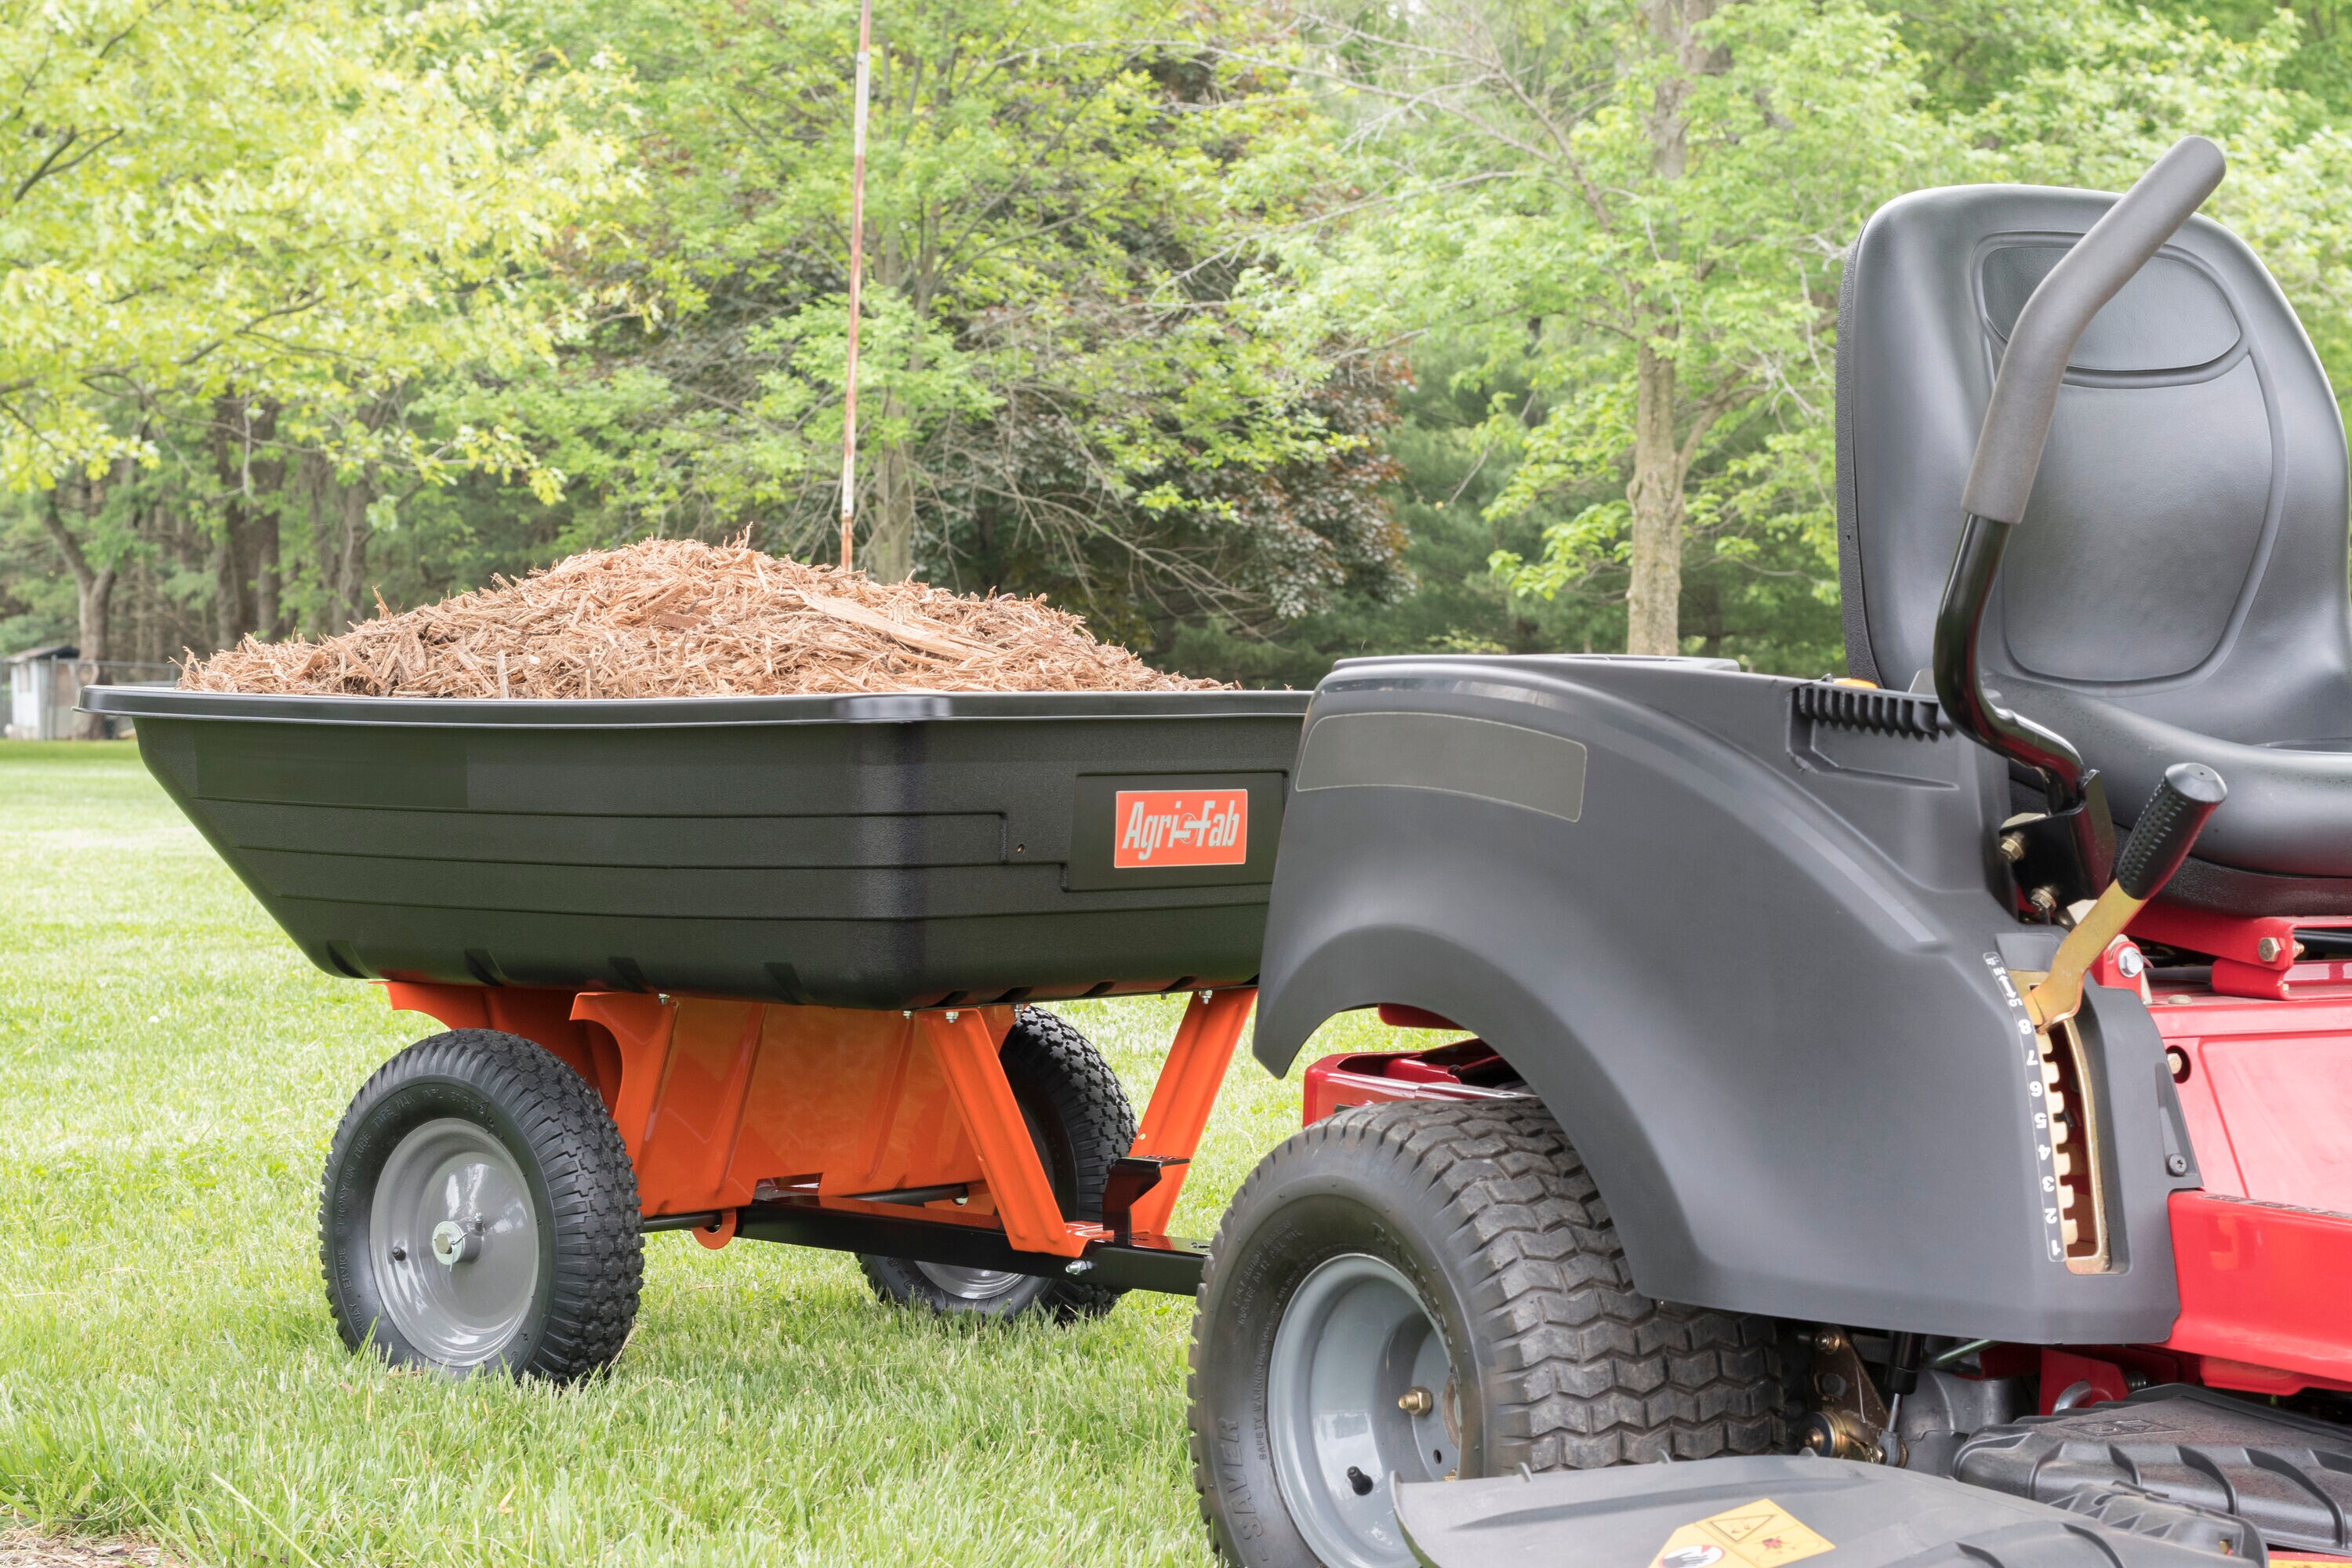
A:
735;1196;1209;1295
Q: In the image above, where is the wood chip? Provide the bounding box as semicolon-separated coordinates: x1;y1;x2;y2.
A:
794;590;989;660
181;537;1229;699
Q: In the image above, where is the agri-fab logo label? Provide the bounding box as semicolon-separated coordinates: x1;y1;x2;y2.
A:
1115;789;1248;868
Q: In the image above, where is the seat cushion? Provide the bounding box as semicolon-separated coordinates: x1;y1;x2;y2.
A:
2015;681;2352;878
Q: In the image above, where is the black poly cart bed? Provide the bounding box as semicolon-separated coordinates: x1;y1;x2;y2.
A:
85;686;1311;1009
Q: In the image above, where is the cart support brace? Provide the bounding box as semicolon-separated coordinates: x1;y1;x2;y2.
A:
919;1008;1087;1258
1126;989;1257;1236
916;989;1255;1256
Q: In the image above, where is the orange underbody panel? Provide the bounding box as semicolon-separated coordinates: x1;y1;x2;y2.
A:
389;982;1005;1217
383;982;622;1114
382;982;1256;1261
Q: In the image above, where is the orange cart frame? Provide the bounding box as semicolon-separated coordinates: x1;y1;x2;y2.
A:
383;982;1258;1292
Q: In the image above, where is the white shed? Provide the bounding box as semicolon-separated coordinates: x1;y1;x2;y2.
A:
5;644;79;740
5;648;175;739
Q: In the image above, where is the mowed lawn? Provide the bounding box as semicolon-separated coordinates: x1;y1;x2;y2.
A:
0;739;1399;1566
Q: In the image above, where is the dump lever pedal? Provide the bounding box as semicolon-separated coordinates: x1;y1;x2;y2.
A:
2027;763;2226;1029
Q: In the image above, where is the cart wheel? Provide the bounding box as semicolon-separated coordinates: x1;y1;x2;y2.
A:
859;1007;1136;1322
318;1029;642;1381
1186;1098;1784;1568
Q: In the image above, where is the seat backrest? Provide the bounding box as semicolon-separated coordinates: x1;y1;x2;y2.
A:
1837;184;2352;746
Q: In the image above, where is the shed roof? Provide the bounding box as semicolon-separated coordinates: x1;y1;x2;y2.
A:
3;643;75;665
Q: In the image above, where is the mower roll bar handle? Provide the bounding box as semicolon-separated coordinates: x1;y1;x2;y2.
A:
1931;136;2228;833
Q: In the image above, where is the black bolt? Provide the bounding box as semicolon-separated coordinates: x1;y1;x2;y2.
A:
1346;1465;1374;1497
2165;1154;2190;1177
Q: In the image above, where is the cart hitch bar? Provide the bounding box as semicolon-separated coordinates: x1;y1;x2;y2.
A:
735;1196;1210;1295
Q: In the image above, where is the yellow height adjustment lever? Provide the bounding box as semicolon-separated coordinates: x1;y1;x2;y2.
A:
2027;762;2228;1029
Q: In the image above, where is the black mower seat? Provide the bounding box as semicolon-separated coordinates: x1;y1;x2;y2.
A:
1838;183;2352;909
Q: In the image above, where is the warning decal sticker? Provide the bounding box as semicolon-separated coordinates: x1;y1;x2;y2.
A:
1113;789;1247;869
1647;1497;1834;1568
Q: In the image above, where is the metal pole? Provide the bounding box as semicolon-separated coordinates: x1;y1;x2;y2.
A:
838;0;873;572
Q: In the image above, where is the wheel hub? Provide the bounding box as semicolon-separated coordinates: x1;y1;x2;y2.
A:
912;1261;1029;1301
430;1218;484;1266
1267;1253;1460;1568
370;1118;539;1370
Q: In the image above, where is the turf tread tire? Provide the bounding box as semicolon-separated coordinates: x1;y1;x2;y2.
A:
1187;1098;1783;1566
858;1006;1137;1322
318;1029;643;1381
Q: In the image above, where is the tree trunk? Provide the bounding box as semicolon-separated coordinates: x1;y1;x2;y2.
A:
1642;0;1730;181
210;394;285;644
868;423;915;581
336;477;372;627
858;225;920;582
254;498;281;637
1624;338;1686;656
38;488;119;739
211;395;249;648
1621;0;1728;656
305;453;375;633
210;528;243;648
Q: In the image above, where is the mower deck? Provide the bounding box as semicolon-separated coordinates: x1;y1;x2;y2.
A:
1393;1454;2269;1567
1955;1386;2352;1557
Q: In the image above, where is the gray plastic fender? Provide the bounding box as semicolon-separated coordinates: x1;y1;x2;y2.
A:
1255;656;2196;1341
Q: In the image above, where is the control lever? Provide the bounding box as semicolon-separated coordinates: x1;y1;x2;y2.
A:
2026;763;2227;1029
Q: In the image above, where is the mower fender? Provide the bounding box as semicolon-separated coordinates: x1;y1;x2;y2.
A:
1255;655;2192;1342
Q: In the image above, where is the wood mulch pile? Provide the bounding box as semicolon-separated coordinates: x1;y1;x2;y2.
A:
180;538;1225;697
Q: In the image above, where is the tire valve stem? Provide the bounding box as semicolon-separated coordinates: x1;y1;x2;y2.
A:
1398;1387;1434;1416
1345;1465;1375;1497
389;1244;406;1263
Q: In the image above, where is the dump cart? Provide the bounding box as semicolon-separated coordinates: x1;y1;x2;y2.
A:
88;683;1306;1370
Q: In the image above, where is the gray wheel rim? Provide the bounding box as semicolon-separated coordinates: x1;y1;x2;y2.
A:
370;1117;541;1370
1268;1253;1460;1568
913;1261;1029;1301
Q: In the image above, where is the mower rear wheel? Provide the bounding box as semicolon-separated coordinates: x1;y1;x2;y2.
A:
319;1029;642;1381
1187;1098;1785;1568
858;1007;1136;1322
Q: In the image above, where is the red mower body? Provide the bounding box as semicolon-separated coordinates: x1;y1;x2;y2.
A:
2146;951;2352;1392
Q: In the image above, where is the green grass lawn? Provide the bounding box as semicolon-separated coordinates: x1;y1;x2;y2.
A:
0;739;1403;1566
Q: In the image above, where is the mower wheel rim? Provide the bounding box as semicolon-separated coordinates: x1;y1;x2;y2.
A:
370;1116;540;1369
912;1261;1029;1301
1268;1252;1457;1568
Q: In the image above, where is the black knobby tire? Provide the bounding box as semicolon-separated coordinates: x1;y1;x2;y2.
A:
1187;1098;1784;1568
319;1029;642;1381
859;1007;1137;1322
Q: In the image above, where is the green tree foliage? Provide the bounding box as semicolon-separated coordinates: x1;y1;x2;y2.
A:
1940;1;2352;401
0;0;621;488
0;0;628;726
1264;0;1944;665
1247;0;2352;673
8;0;2352;695
442;0;1405;655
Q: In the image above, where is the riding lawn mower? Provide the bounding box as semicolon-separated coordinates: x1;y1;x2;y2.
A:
1187;136;2352;1566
